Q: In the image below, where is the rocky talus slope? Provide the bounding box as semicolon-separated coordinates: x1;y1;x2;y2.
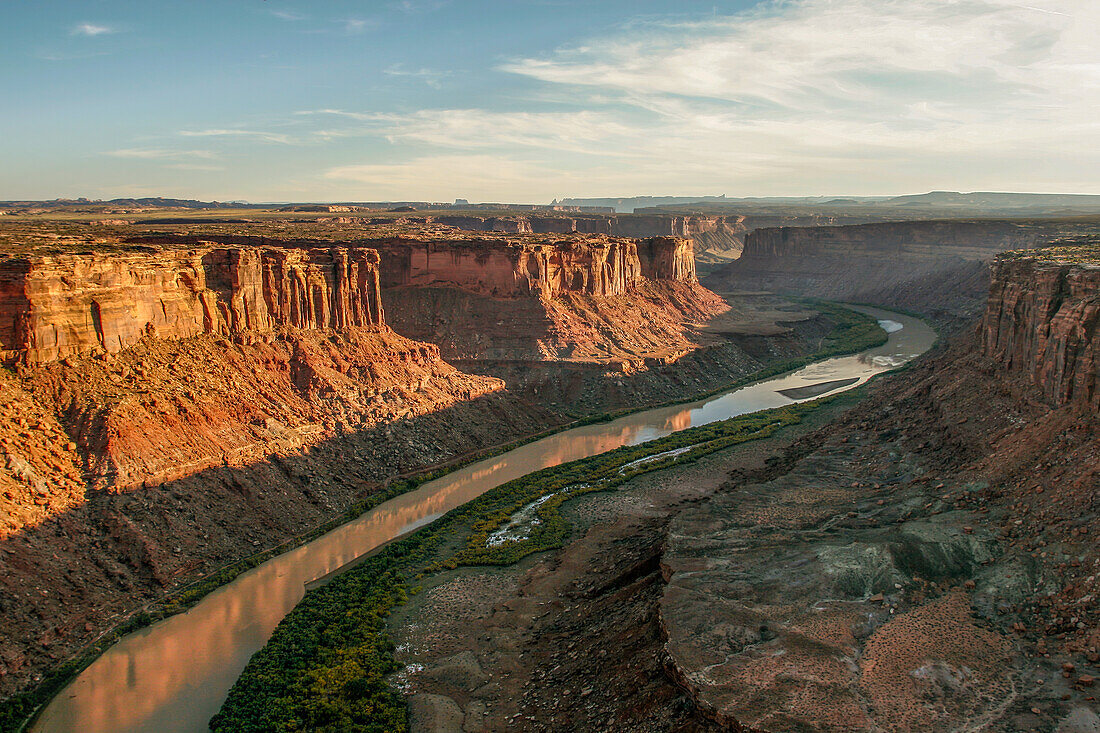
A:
661;244;1100;731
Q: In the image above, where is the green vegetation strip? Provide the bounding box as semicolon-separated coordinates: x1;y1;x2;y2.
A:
567;299;886;426
211;304;888;731
210;390;871;732
0;301;885;733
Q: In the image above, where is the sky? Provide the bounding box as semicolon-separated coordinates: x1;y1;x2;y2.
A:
1;0;1097;203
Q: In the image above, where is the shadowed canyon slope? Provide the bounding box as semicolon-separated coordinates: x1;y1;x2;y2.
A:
705;219;1100;323
0;225;839;706
661;243;1100;731
393;242;1100;732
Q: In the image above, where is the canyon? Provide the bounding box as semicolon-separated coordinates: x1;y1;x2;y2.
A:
415;214;749;263
0;223;839;718
1;208;1097;733
706;219;1100;325
389;242;1100;733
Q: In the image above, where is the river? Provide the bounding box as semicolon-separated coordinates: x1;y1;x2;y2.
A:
33;306;935;733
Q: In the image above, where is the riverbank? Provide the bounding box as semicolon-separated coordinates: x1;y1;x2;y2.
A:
208;307;920;732
211;393;865;732
6;300;883;733
394;324;1100;731
389;389;866;731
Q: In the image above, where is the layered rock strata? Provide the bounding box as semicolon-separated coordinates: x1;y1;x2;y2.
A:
0;245;384;365
425;214;747;262
704;220;1086;320
0;238;563;699
983;249;1100;411
374;235;740;412
378;237;651;298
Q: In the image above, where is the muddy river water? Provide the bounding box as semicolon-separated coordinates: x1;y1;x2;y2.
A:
33;306;935;733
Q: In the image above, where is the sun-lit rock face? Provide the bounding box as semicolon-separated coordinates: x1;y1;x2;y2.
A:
637;236;697;283
983;250;1100;411
377;235;695;298
0;246;385;364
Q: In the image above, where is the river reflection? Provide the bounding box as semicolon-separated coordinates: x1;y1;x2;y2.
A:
33;306;935;733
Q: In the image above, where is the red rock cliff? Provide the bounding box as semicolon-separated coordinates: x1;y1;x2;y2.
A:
982;250;1100;411
0;245;385;364
637;237;697;283
378;235;695;298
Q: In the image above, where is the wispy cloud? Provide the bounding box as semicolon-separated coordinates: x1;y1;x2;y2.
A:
371;109;636;155
326;154;543;200
383;65;452;88
483;0;1100;194
105;148;218;160
71;22;116;37
269;9;306;21
167;163;225;172
390;0;451;14
343;18;375;34
178;129;294;144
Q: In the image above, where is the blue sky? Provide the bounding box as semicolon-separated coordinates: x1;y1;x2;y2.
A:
1;0;1096;202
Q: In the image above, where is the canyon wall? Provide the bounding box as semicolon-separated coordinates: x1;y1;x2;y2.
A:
376;234;713;376
983;251;1100;411
376;237;651;298
423;214;747;262
704;220;1073;321
637;237;697;282
0;246;385;365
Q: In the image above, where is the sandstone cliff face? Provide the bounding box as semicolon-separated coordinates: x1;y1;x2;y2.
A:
377;236;694;298
705;220;1068;320
983;253;1100;411
0;246;385;364
434;215;533;234
637;237;697;283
